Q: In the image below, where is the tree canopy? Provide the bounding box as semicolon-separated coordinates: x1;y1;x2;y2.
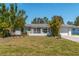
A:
32;17;49;24
74;16;79;26
67;21;73;25
49;16;64;37
0;4;27;37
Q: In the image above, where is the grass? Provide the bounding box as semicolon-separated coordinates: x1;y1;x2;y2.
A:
0;36;79;55
72;34;79;36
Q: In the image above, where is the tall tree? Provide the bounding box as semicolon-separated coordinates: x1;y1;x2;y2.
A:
74;16;79;26
67;21;73;25
15;10;27;32
32;18;37;24
0;4;11;37
32;17;49;24
43;17;48;24
9;4;27;33
49;16;64;37
9;4;16;30
0;3;27;37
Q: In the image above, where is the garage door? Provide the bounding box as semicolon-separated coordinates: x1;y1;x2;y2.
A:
60;27;69;35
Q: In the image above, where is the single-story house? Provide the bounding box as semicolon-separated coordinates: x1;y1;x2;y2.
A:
60;24;79;36
24;24;51;36
23;24;79;36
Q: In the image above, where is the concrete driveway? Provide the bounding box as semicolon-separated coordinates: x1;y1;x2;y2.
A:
61;35;79;42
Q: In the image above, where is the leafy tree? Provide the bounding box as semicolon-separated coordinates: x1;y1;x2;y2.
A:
49;16;64;37
43;17;49;24
32;18;37;24
74;16;79;26
9;4;27;33
0;4;11;37
0;3;27;37
15;10;27;32
9;4;17;31
32;17;49;24
57;16;64;24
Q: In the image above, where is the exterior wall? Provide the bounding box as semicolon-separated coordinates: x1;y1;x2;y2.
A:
27;27;72;36
27;28;48;36
60;27;68;35
26;25;74;36
28;33;47;36
27;28;32;35
72;28;79;35
69;28;72;36
60;27;72;36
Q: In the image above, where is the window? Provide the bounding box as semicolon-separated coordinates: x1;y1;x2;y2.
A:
34;28;37;33
37;28;41;33
33;28;41;33
43;28;48;33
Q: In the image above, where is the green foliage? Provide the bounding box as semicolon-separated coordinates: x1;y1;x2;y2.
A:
0;4;27;37
67;21;73;25
49;16;64;37
74;16;79;26
14;10;27;32
0;4;11;37
32;17;49;24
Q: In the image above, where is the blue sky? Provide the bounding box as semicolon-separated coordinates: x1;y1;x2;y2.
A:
7;3;79;24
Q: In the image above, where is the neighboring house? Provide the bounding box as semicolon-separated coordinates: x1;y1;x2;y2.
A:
60;25;79;36
24;24;79;36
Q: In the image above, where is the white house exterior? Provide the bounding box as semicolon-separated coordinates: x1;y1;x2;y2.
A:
60;25;73;36
25;24;51;36
24;24;79;36
60;25;79;36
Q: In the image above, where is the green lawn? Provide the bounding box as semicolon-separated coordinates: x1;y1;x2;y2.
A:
72;34;79;37
0;36;79;56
